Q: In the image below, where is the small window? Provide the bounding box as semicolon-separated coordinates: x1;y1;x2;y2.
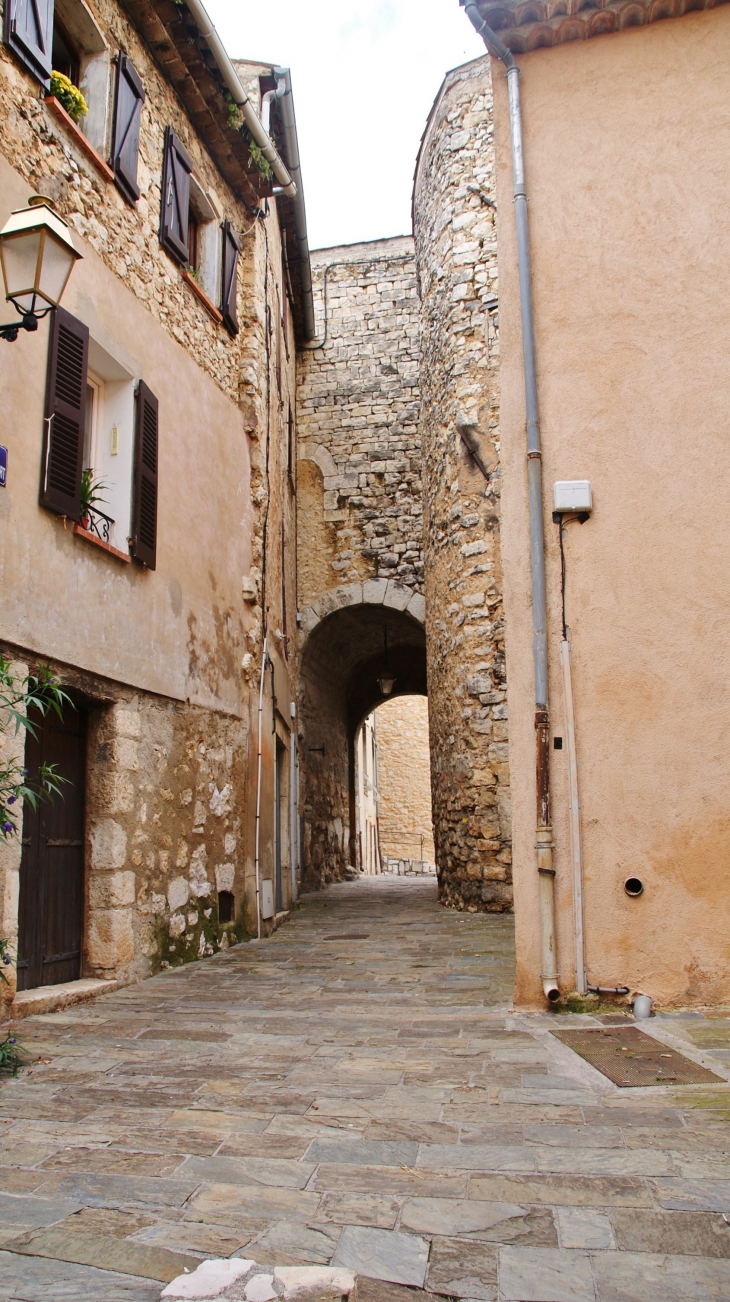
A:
187;204;200;276
218;890;234;924
186;177;221;304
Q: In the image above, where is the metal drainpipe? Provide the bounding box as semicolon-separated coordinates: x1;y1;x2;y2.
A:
462;1;559;1001
273;67;315;341
183;0;296;198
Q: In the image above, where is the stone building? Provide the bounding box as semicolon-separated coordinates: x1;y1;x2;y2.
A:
0;0;308;1013
413;56;512;912
295;237;427;889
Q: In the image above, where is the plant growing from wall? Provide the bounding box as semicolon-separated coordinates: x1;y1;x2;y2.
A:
225;92;242;131
49;72;88;124
241;127;273;184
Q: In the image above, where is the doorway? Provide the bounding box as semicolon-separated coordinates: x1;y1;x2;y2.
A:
17;704;86;991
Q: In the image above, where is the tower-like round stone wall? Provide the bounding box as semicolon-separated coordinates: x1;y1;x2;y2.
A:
413;56;513;912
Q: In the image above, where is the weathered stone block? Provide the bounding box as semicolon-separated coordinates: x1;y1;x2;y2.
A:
87;907;134;970
89;871;136;910
90;820;127;871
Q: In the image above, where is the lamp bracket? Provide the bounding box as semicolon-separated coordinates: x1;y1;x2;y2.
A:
0;315;39;343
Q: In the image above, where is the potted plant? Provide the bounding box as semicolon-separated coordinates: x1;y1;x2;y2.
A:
49;71;88;124
79;468;108;530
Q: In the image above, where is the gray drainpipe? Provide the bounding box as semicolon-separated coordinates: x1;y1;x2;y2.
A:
273;67;315;342
183;0;296;198
461;1;559;1002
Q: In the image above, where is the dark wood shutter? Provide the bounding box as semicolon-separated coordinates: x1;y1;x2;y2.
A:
111;52;145;205
221;219;240;336
131;380;158;570
159;126;192;265
3;0;54;87
41;307;88;519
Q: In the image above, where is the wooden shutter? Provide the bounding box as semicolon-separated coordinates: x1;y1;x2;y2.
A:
3;0;54;87
41;307;88;519
131;380;158;569
111;53;145;205
220;219;240;336
159;126;192;265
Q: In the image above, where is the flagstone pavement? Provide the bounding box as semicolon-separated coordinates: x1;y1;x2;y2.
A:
2;876;730;1301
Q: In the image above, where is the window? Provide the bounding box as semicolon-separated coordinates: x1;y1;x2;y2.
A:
83;373;101;470
42;307;155;562
220;219;240;336
52;0;110;153
51;16;79;84
186;177;222;305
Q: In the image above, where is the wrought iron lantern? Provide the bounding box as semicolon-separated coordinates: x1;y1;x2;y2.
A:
377;627;395;696
0;197;81;342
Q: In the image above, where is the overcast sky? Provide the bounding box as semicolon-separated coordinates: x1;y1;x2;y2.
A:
205;0;486;251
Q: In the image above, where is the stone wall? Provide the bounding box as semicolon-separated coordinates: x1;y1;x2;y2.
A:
413;57;513;912
0;0;298;995
296;236;423;605
375;695;435;865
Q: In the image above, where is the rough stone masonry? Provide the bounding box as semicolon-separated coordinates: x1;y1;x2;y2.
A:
414;56;513;911
297;117;512;910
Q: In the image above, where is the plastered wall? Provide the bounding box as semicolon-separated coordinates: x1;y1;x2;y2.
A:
493;9;730;1005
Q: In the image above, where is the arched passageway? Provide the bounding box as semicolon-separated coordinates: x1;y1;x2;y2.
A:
299;600;426;888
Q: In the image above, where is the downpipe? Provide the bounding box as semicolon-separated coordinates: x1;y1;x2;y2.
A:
462;1;559;1002
253;637;269;941
560;638;586;995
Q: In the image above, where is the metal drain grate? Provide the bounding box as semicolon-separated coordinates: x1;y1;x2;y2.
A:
552;1026;725;1087
323;934;370;941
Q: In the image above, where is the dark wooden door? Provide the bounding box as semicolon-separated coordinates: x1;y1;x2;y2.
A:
17;705;86;991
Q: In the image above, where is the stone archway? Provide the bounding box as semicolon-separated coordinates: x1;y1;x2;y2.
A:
298;597;427;890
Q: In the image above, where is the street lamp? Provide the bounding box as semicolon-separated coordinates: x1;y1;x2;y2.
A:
0;197;81;342
377;627;396;697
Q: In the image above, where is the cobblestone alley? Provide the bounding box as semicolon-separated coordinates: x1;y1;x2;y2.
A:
1;878;730;1301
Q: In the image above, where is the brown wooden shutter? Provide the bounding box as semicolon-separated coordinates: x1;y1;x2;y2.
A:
220;219;240;336
111;53;145;206
3;0;54;87
159;126;192;265
41;306;88;519
131;380;158;570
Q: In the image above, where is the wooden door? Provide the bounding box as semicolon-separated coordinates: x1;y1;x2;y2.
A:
17;705;86;991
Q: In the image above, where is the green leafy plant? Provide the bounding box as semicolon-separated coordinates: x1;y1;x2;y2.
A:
79;468;108;518
0;656;73;841
241;127;273;183
225;92;242;131
50;71;88;123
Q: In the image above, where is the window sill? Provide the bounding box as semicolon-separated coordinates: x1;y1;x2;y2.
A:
182;269;223;324
73;522;131;563
45;97;115;184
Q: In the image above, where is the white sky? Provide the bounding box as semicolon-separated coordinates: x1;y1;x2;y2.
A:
205;0;486;251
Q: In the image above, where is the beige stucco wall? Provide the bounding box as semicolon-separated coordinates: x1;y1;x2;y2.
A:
493;9;730;1006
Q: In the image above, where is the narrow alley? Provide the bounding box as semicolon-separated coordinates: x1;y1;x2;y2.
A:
1;879;730;1300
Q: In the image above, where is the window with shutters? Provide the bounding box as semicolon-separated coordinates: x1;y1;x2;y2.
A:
185;176;221;304
160;126;193;266
42;308;137;559
111;52;144;205
50;0;110;155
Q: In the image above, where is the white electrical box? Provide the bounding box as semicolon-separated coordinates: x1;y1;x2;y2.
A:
261;880;274;919
553;480;592;514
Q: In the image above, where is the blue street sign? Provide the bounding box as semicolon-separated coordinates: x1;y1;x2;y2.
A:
0;447;7;487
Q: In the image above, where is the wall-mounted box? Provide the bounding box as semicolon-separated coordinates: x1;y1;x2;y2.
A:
261;879;274;919
553;480;592;514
